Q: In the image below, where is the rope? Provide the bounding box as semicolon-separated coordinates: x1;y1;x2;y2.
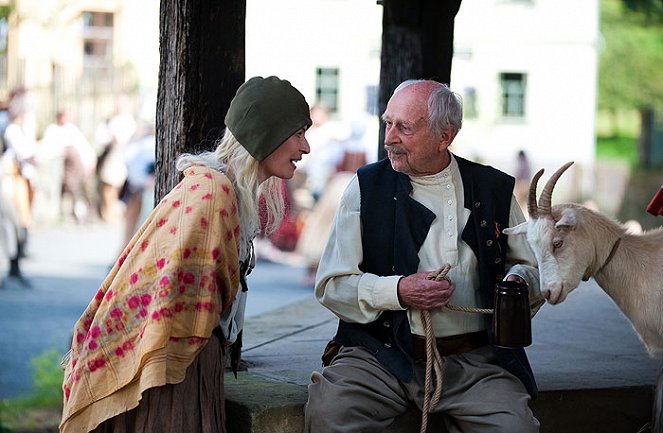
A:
419;264;493;433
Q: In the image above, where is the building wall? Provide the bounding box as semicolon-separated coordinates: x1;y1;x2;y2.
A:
246;0;382;122
0;0;159;137
452;0;600;199
0;0;599;201
246;0;599;199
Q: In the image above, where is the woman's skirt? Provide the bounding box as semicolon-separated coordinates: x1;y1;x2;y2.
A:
92;329;227;433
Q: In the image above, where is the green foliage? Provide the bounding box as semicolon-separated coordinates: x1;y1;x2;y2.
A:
599;0;663;112
597;134;639;166
0;350;63;432
0;419;11;433
0;6;13;21
29;349;64;407
623;0;663;25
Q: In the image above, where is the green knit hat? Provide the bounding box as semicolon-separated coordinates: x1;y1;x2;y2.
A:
225;76;312;161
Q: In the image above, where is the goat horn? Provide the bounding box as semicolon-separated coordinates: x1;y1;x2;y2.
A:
539;161;574;215
528;169;545;218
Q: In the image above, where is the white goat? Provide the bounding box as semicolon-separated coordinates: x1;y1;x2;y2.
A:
504;161;663;357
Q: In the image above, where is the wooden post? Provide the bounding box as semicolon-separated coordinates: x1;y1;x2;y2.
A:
155;0;246;202
377;0;462;161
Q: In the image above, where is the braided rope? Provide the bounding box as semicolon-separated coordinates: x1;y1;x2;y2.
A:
419;264;493;433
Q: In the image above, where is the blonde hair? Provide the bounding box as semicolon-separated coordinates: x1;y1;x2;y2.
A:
176;129;285;259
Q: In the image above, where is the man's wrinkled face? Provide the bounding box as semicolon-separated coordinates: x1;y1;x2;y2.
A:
382;85;450;177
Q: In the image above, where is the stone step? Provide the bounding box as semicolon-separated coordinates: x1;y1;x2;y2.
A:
225;373;653;433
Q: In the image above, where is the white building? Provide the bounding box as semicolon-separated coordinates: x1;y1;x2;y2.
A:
0;0;599;199
247;0;600;199
451;0;600;199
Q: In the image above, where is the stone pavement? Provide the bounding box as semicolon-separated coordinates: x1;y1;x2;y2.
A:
0;222;122;400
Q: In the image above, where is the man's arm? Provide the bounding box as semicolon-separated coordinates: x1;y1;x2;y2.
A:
314;176;454;322
314;176;403;323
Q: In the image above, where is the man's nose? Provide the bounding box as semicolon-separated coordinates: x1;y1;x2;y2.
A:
384;126;397;145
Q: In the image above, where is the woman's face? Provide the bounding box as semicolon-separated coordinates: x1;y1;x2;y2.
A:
257;127;310;183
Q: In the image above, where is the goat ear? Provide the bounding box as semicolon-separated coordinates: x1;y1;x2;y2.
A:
503;222;528;235
555;209;577;230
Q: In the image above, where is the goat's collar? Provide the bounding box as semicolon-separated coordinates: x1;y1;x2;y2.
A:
582;237;622;281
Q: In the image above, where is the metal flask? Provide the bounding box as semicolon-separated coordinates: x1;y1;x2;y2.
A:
493;280;532;348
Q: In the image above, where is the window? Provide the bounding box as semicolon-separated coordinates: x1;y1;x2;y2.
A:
82;11;114;67
315;67;339;112
463;87;477;118
500;72;526;118
365;84;378;115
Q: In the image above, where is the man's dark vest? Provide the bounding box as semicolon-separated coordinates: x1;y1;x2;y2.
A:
330;155;537;398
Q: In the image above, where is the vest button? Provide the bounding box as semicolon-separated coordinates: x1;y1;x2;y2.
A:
383;321;390;328
474;201;481;208
486;240;493;247
480;220;488;227
384;342;392;349
494;257;502;264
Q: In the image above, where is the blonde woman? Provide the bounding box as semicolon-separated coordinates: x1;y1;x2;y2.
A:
60;76;311;433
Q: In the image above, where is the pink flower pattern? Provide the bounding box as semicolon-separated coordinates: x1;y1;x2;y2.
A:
61;165;242;423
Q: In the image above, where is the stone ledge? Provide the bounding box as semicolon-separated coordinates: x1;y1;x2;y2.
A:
225;372;654;433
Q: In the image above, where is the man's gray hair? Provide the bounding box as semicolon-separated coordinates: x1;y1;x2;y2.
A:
394;79;463;138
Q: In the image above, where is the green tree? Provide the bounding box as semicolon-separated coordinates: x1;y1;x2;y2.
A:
599;0;663;167
623;0;663;24
599;0;663;115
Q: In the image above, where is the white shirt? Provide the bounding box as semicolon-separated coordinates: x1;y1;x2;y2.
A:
315;155;541;337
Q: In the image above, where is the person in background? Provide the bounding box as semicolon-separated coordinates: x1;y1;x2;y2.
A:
1;87;38;283
298;104;341;203
41;110;97;223
0;98;19;287
118;121;156;252
514;149;532;214
305;79;542;433
94;95;137;223
59;76;312;433
295;120;369;285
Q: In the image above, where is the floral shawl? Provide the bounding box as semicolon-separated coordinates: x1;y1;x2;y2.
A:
60;165;241;433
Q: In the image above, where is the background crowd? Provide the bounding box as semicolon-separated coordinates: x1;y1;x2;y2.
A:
0;86;156;286
0;87;379;289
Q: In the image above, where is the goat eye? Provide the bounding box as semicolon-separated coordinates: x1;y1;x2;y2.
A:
553;239;563;249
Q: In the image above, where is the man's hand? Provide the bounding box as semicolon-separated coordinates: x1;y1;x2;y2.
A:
397;271;456;310
504;274;526;285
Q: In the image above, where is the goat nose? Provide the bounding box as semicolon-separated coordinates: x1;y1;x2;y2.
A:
542;289;551;301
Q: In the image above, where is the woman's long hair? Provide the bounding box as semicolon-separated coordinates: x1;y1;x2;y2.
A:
176;129;285;260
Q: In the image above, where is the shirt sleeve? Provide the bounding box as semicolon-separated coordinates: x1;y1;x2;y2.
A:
314;175;405;324
505;196;544;316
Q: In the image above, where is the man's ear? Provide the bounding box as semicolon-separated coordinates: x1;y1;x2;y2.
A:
438;128;456;151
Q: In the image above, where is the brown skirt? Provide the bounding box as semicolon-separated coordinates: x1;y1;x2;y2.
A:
92;328;227;433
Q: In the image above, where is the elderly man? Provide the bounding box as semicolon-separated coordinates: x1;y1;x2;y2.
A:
304;79;542;433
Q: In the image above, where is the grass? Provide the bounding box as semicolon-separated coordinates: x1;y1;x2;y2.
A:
596;134;639;167
0;350;63;432
595;108;640;167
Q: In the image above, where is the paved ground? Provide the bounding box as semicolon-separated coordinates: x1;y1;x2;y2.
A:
0;221;659;402
0;222;313;399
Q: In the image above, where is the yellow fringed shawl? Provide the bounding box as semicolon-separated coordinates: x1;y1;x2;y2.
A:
60;165;241;433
